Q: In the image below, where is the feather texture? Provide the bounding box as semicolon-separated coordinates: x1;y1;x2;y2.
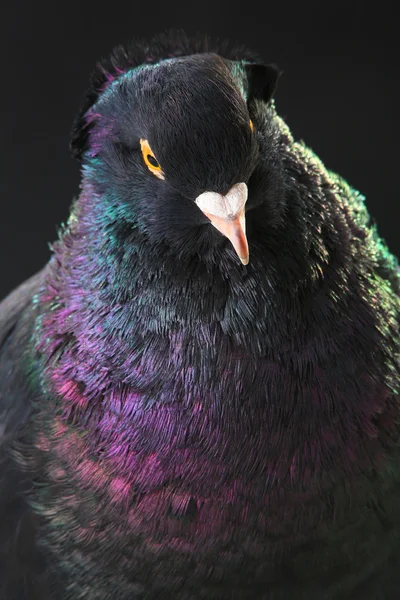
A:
1;29;400;599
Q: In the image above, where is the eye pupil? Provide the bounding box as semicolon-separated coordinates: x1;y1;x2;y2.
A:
147;154;159;168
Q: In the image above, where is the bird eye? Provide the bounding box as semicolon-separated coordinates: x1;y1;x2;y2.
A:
140;138;164;180
147;154;159;167
249;119;254;133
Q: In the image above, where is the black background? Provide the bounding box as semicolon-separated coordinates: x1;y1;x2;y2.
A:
1;1;398;300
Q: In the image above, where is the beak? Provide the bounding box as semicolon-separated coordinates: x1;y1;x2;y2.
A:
195;182;249;265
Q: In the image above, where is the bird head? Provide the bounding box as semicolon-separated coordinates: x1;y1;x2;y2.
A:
70;41;283;267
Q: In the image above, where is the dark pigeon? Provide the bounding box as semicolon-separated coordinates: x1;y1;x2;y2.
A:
1;29;400;600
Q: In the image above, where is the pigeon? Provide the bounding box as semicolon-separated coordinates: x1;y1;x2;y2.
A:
1;29;400;600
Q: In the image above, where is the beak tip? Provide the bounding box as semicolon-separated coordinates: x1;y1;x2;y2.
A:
196;184;250;267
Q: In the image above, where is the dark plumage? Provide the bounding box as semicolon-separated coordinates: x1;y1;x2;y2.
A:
1;29;400;599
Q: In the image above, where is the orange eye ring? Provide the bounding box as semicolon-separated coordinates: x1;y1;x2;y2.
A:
140;138;165;180
249;119;254;133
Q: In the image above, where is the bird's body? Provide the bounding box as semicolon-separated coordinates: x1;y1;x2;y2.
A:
1;30;400;599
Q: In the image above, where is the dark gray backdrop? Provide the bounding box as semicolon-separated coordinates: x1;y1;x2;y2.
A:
1;1;398;300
